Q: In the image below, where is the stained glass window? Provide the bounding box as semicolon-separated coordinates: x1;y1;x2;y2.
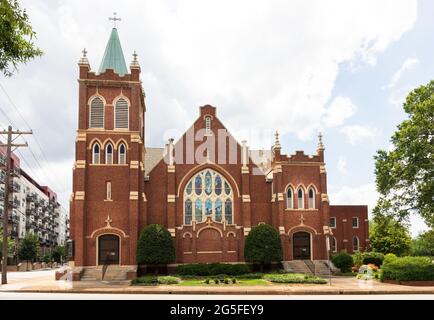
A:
183;169;233;224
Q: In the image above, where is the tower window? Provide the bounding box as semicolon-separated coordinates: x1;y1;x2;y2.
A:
106;143;113;164
205;116;211;134
118;143;126;164
92;143;100;164
89;97;104;128
308;187;315;209
286;187;293;209
106;181;112;200
114;98;129;129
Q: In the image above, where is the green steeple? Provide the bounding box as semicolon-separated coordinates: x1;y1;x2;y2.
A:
98;28;128;76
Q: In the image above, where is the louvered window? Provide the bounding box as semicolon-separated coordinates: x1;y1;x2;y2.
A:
115;98;129;129
89;97;104;128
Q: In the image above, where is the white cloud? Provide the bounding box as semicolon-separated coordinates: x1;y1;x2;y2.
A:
330;183;378;217
0;0;417;206
337;156;348;175
322;96;357;128
340;125;380;145
384;57;419;89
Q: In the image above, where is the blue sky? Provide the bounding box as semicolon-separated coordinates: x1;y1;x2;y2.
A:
0;0;431;236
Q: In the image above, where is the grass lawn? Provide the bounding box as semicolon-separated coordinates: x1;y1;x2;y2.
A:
177;279;271;286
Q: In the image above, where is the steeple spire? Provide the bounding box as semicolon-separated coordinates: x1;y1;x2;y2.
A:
98;16;128;76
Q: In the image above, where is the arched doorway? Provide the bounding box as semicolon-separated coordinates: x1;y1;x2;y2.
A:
293;232;311;260
98;234;120;265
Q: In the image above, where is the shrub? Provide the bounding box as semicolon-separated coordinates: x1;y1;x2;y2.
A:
214;279;219;284
331;252;354;273
362;252;384;267
176;263;250;276
383;253;398;264
263;273;327;284
232;278;236;284
236;273;263;279
244;224;282;272
131;276;158;285
136;224;175;266
157;276;181;284
380;256;434;281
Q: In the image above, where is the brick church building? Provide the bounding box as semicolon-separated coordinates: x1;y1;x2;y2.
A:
69;27;369;275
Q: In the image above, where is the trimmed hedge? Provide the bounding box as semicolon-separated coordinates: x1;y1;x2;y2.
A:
176;263;250;276
263;273;327;284
332;252;354;273
362;252;384;267
381;256;434;281
132;275;181;285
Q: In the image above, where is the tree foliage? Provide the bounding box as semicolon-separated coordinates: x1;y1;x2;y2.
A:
51;245;67;263
136;224;175;265
244;224;282;267
0;227;14;260
374;80;434;227
0;0;43;76
17;233;39;262
411;229;434;257
369;213;412;256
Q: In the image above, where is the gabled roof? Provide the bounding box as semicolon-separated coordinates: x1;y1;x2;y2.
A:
98;28;128;76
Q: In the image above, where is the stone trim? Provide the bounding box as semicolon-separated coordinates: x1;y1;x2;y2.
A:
320;165;326;173
75;191;85;200
242;195;251;203
244;227;251;236
343;239;348;242
168;228;176;237
140;162;145;171
130;161;139;169
167;165;176;173
321;193;329;202
167;195;176;203
277;193;284;201
342;219;347;222
75;160;86;168
241;167;249;174
76;132;86;142
197;251;223;254
273;165;282;173
279;226;285;235
129;191;139;200
142;193;147;202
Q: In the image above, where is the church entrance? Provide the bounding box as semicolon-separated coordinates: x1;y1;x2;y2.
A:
98;234;120;265
293;232;311;260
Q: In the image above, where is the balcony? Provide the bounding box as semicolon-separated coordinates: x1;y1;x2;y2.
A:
11;167;21;177
11;182;20;193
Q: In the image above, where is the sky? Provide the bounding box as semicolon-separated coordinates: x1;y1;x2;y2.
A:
0;0;431;237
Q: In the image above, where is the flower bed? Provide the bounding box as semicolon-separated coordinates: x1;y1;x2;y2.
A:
263;273;327;284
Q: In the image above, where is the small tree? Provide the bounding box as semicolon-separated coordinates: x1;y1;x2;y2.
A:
411;230;434;257
0;227;14;261
51;245;67;263
136;224;175;274
17;234;39;270
369;213;411;256
244;224;282;272
331;252;354;273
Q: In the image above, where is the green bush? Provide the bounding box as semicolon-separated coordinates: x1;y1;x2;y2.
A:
131;276;158;285
383;253;398;264
136;224;175;265
263;273;327;284
381;256;434;281
331;252;354;273
176;263;250;276
362;252;384;267
157;276;181;284
244;224;282;271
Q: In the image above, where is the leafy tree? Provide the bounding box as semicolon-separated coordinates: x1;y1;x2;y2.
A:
369;213;411;256
411;229;434;257
0;227;14;260
136;224;175;273
374;80;434;227
0;0;43;76
244;224;282;272
17;233;39;269
51;245;67;263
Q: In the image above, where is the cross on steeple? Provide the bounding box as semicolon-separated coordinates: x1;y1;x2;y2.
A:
82;48;87;58
109;12;121;28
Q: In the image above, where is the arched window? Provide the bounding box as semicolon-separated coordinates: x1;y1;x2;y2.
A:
105;143;113;164
286;187;293;209
308;187;315;209
114;98;129;129
297;188;304;209
353;236;360;252
92;143;100;164
330;237;337;253
183;169;233;225
118;143;126;164
89;97;104;128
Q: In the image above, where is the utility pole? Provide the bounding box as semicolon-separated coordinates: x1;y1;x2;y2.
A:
1;126;32;285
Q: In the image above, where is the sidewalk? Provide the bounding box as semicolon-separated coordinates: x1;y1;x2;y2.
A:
1;269;434;295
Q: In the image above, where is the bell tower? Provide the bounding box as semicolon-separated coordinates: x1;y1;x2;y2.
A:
70;22;146;270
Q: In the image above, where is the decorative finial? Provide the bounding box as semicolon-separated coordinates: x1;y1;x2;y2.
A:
79;48;89;65
273;130;281;150
109;12;121;28
130;51;140;68
318;132;324;150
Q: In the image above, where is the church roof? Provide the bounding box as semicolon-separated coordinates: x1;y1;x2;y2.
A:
98;28;128;76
